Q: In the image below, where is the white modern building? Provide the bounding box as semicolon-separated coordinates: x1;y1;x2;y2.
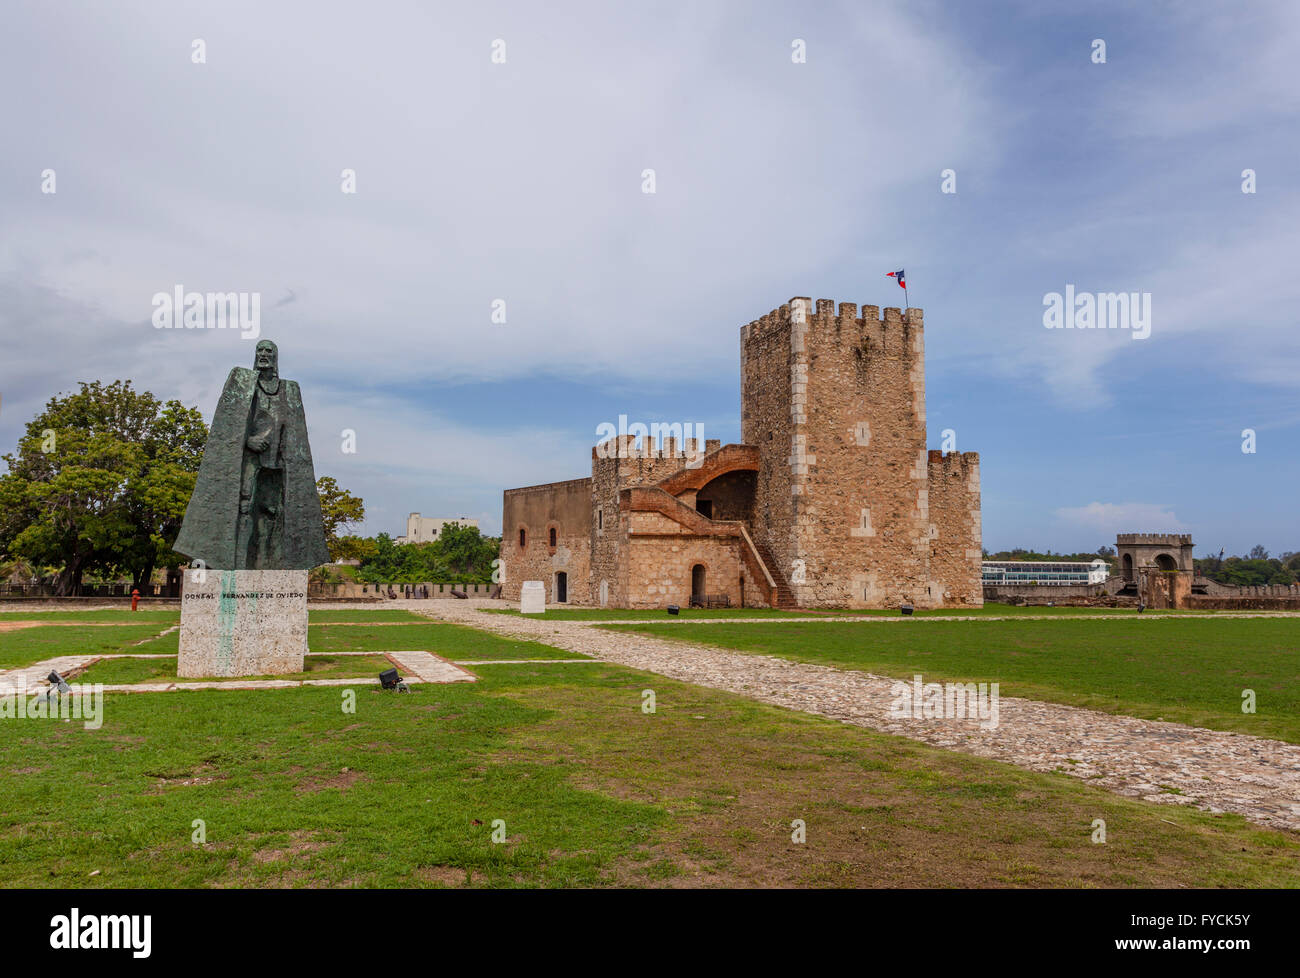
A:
395;513;479;544
981;559;1110;586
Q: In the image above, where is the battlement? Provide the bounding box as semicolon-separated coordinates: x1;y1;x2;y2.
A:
927;449;980;474
1117;533;1193;545
592;433;713;461
740;296;923;345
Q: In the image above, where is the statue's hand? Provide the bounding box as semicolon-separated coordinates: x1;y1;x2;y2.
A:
247;434;270;453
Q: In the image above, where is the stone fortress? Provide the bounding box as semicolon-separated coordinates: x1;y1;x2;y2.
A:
501;298;982;609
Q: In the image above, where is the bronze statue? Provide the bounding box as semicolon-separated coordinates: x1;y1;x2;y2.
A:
174;340;330;570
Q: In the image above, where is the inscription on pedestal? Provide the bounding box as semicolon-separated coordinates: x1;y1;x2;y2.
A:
178;569;309;677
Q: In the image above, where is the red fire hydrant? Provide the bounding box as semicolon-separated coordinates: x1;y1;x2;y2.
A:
131;588;140;612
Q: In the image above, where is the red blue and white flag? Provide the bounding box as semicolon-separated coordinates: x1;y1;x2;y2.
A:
887;269;906;289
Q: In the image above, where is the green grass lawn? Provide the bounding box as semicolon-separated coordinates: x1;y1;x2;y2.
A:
486;602;1209;621
129;631;181;654
4;607;1296;888
0;624;174;669
308;608;426;623
605;617;1300;743
74;654;397;685
2;616;581;666
305;623;587;660
2;660;1297;887
0;609;180;623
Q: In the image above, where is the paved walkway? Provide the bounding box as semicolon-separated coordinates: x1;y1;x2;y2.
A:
404;599;1300;833
0;648;476;694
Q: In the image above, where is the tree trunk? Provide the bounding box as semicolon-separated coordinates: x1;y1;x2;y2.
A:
133;561;155;594
57;555;86;596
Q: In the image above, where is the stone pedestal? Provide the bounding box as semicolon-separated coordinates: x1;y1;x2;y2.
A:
520;580;546;614
178;569;308;677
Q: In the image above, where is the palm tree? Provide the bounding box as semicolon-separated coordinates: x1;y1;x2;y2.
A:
0;558;34;583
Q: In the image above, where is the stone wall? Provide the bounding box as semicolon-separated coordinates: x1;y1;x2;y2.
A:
984;583;1106;601
1141;570;1193;609
741;300;798;594
590;435;715;608
307;581;497;600
624;535;744;609
1184;595;1300;611
1196;579;1300;598
927;450;984;605
501;477;592;604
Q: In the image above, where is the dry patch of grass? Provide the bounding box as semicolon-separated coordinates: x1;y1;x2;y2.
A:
493;674;1300;888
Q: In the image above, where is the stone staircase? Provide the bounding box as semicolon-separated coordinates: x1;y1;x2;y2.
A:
749;539;798;609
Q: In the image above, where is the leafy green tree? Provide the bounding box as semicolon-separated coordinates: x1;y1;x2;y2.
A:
0;381;207;594
435;522;498;582
315;476;365;560
332;534;377;563
352;523;499;584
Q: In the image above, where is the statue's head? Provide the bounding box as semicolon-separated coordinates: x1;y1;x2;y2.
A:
254;340;279;375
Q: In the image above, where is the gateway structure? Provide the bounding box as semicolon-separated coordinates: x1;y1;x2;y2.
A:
501;298;982;609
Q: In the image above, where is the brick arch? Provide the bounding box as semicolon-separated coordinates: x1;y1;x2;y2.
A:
656;444;759;495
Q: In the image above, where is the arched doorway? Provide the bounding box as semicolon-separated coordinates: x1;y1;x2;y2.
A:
555;571;567;603
691;564;706;601
1154;553;1177;571
1122;553;1134;582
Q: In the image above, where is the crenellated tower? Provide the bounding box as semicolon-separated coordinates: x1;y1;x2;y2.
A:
741;296;980;608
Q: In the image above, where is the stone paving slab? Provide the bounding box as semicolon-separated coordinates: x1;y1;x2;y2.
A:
0;656;102;689
385;651;477;683
417;599;1300;833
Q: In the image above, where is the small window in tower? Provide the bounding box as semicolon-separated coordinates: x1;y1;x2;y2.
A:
549;527;557;547
519;528;526;548
598;509;603;530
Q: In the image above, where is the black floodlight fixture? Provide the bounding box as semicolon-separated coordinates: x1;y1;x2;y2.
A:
900;604;915;616
379;668;401;689
666;605;680;615
47;670;72;694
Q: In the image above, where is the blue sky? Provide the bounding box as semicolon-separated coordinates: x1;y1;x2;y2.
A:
1;0;1296;556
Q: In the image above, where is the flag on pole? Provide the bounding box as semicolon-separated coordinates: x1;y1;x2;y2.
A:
886;269;906;289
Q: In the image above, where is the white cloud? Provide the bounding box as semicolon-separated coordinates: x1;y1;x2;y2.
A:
1054;501;1186;533
0;0;1003;389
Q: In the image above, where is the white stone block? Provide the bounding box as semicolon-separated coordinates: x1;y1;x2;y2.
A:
520;580;546;614
178;569;308;677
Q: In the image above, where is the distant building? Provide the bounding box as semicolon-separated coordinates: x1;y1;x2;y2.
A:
982;559;1109;586
395;513;478;544
1115;533;1194;583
